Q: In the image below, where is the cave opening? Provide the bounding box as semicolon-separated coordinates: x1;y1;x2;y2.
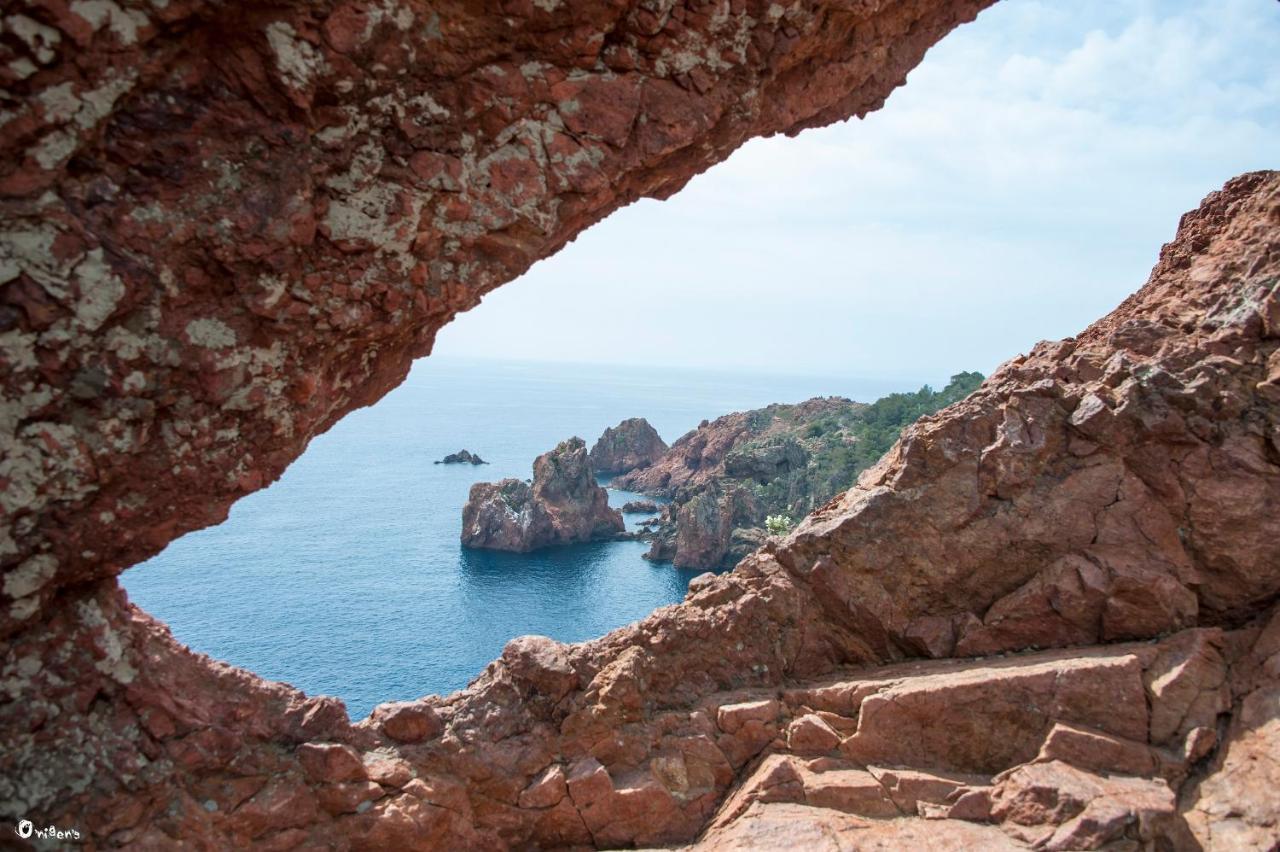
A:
116;0;1277;721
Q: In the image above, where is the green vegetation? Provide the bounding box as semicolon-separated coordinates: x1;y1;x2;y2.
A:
639;372;985;568
743;371;985;519
765;514;794;536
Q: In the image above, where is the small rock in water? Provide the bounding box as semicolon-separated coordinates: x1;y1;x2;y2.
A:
621;500;661;514
436;449;488;465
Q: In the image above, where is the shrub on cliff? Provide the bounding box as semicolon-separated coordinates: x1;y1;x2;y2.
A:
765;515;794;536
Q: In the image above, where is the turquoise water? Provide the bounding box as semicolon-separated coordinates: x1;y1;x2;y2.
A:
123;357;924;719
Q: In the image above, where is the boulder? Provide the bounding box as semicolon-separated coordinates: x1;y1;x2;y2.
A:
589;418;668;476
367;702;443;744
462;438;623;551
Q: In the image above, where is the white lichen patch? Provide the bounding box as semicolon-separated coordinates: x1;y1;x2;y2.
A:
265;21;325;92
0;423;95;515
8;596;40;622
4;14;61;63
102;326;148;361
72;249;126;332
0;385;53;448
323;180;422;261
32;129;78;169
184;317;237;349
314;105;371;147
0;329;39;372
3;554;57;599
37;82;80;123
402;90;450;121
73;71;137;130
8;57;37;79
371;0;415;33
69;0;149;45
76;598;137;684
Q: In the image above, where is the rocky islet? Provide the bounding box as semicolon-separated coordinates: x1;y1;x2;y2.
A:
461;437;624;551
435;449;488;465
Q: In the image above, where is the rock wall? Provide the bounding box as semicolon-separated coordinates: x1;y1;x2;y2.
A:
2;0;1279;848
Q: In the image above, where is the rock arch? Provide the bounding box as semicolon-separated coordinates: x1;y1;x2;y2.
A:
2;0;1278;848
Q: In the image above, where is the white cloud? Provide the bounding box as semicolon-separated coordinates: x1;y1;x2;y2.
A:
435;0;1279;384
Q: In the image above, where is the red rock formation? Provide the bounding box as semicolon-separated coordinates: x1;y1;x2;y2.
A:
2;0;1279;847
589;417;668;476
2;171;1276;849
462;437;623;551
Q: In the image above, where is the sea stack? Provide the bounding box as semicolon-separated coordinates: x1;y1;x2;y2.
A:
588;417;669;475
462;437;624;551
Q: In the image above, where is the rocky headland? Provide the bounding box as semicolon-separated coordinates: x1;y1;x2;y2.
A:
618;377;983;569
435;450;488;465
589;417;669;476
462;438;624;551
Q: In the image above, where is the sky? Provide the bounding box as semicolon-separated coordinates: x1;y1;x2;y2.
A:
432;0;1279;385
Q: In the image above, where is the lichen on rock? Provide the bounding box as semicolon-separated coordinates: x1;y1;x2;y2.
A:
1;0;1278;847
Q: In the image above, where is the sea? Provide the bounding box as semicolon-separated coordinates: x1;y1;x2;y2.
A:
122;357;927;719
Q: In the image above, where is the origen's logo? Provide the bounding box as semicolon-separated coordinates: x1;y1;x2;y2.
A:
13;818;81;841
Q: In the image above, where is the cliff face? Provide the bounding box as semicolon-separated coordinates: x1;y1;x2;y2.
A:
2;173;1276;849
589;417;668;476
462;438;623;551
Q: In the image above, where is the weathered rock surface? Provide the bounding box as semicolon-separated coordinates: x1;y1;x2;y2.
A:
621;499;661;514
1;171;1276;849
435;450;487;465
461;437;623;551
1;0;1278;844
589;417;668;476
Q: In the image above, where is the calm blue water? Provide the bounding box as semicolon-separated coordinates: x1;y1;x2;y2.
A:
123;357;925;719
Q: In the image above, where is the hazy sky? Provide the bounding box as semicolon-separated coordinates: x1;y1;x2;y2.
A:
433;0;1279;384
